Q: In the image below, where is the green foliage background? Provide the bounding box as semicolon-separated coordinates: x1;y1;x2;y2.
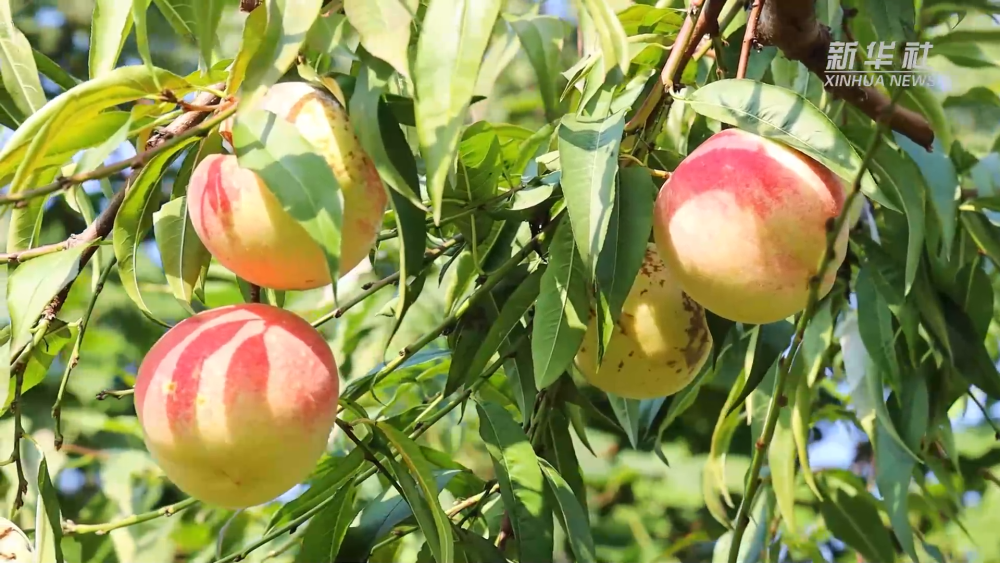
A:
1;0;1000;562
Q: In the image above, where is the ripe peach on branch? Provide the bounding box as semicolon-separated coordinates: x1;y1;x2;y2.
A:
189;82;388;290
135;304;340;509
576;245;712;399
653;129;855;325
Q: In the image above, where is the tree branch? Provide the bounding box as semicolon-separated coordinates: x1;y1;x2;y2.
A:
0;89;233;265
737;0;764;79
755;0;934;148
726;91;901;563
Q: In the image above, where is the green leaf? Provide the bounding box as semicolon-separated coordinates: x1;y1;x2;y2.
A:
871;145;926;293
532;220;589;389
725;321;795;417
711;488;769;563
152;196;211;311
839;310;920;461
227;6;267;95
295;481;358;563
6;246;89;353
476;400;554;563
474;18;521;99
269;448;366;530
678;79;886;209
233;108;344;286
539;459;596;563
240;0;322;110
339;471;459;562
861;0;915;42
465;269;542;390
875;376;927;563
194;0;227;71
505;329;538;420
953;259;993;338
509;15;566;121
113;137;198;323
345;0;417;78
596;166;655;322
377;424;454;563
34;457;65;563
444;122;502;248
616;5;685;36
900;86;953;153
704;329;754;525
0;82;26;128
941;296;1000;399
89;0;134;79
855;267;900;392
769;408;797;532
2;321;77;412
446;299;497;394
132;0;157;86
543;408;587;514
0;66;193;196
557;112;625;275
790;300;833;498
607;394;641;448
0;2;46;116
350;58;426;211
579;0;629;77
152;0;195;38
414;0;502;223
895;134;959;259
819;475;897;563
962;211;1000;270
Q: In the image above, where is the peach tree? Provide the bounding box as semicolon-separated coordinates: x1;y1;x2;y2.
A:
1;0;999;562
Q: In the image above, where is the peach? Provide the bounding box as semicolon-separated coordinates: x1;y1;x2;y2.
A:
576;245;712;399
193;81;387;290
134;304;339;509
653;129;850;325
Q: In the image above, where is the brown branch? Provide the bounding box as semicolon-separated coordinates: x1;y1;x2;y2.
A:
755;0;934;148
240;0;261;11
671;0;726;85
626;0;723;133
737;0;765;79
0;86;226;267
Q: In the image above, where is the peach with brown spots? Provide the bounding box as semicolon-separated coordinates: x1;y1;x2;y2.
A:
575;245;711;399
191;81;387;290
135;304;339;509
653;129;854;324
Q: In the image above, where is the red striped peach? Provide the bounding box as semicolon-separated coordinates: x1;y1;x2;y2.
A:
653;129;852;324
135;304;339;509
194;81;387;290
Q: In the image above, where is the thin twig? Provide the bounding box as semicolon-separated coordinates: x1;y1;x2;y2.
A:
5;318;55;512
0;102;235;212
966;390;1000;437
336;419;407;498
63;497;198;535
737;0;764;79
626;0;717;133
311;235;464;328
95;388;135;401
54;257;117;449
726;91;901;563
